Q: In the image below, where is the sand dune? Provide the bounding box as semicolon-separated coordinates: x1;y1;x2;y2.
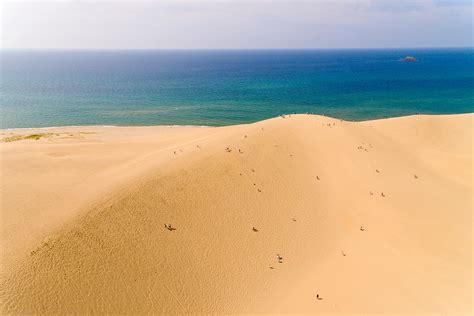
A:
1;114;472;314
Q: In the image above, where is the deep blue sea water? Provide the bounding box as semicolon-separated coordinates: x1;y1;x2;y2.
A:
1;49;473;128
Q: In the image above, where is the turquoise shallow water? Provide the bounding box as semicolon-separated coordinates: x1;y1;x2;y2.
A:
1;48;473;128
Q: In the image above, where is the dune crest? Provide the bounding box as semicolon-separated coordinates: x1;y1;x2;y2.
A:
1;114;472;314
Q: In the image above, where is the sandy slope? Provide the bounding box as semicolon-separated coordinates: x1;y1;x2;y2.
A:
0;114;472;314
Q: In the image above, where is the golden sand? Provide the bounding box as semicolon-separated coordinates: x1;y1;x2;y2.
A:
0;114;472;314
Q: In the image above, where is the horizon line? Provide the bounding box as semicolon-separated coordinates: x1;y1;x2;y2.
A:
2;46;473;51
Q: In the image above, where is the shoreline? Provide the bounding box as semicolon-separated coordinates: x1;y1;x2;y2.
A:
1;112;471;132
0;123;216;132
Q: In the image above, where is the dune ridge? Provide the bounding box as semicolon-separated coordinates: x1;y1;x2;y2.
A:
1;114;472;314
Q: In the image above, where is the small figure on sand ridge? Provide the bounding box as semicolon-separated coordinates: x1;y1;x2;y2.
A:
316;176;320;180
414;174;418;179
277;254;283;263
164;224;176;231
381;192;385;197
360;226;365;232
316;294;323;300
252;227;258;232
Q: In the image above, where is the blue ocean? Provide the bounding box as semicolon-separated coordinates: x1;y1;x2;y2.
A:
1;48;473;128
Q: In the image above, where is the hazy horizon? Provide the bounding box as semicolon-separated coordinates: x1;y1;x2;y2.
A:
2;46;474;51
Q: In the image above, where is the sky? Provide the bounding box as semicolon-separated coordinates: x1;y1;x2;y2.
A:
1;0;473;49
